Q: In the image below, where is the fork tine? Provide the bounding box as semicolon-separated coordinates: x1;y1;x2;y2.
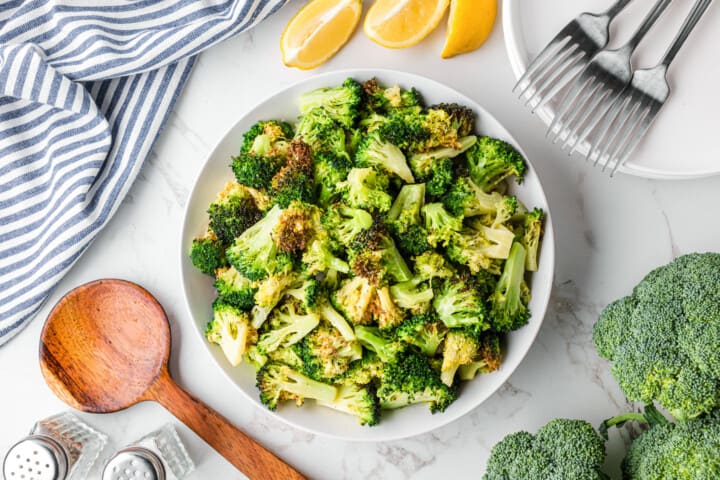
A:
531;50;587;112
521;42;580;106
552;78;604;145
564;84;621;152
592;95;634;167
600;101;644;172
560;85;608;149
609;103;655;176
514;36;571;94
547;74;594;139
568;86;622;156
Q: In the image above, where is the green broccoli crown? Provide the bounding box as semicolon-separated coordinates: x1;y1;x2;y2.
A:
466;136;527;192
442;176;491;218
387;184;431;256
354;325;405;363
395;312;447;356
338;352;384;386
362;79;424;114
490;242;530;332
321;203;373;245
226;205;293;281
412;250;454;281
302;236;350;276
593;253;720;420
256;362;337;410
207;182;263;244
446;221;515;275
240;120;294;154
355;131;415;183
622;409;720;479
429;103;476;137
294;107;348;159
422;202;462;248
377;349;458;413
257;300;320;354
483;419;607;480
206;300;257;367
190;233;226;275
293;323;362;381
317;383;381;427
350;219;413;285
232;152;284;191
285;278;321;311
313;150;354;205
432;275;488;330
340;167;393;213
298;78;363;129
214;266;257;310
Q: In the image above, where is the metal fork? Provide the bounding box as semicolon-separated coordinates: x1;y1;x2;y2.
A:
591;0;714;175
514;0;634;112
546;0;672;147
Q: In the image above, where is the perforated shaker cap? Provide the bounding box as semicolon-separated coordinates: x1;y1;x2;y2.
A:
102;447;165;480
3;435;68;480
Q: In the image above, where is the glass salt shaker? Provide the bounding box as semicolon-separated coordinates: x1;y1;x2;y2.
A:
102;424;194;480
3;411;108;480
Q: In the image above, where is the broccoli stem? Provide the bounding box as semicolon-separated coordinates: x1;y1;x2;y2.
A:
318;303;356;341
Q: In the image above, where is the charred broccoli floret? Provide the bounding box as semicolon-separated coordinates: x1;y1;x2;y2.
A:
293;323;362;380
333;276;376;325
207;182;264;244
457;333;502;380
350;219;413;284
339;167;393;213
270;140;314;208
430;103;476;137
256;362;337;410
440;329;482;386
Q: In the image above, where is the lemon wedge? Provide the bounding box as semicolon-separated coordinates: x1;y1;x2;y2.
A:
364;0;449;49
281;0;362;70
441;0;496;58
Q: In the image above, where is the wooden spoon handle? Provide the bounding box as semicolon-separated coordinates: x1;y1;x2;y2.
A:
147;370;306;480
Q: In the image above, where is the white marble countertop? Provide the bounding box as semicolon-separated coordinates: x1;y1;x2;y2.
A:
2;2;720;479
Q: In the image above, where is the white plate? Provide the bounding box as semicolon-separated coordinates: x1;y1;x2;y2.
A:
503;0;720;179
180;69;556;441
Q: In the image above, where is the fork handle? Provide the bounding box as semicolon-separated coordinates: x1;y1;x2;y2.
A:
626;0;673;50
605;0;635;19
661;0;713;67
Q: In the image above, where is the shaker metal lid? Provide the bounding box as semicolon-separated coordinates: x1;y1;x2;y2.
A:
3;435;68;480
102;447;165;480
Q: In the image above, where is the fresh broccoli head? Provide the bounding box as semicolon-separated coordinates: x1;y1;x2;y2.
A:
214;266;257;310
432;275;488;331
593;253;720;420
257;300;320;354
395;312;447;356
377;350;458;413
339;167;393;213
355;131;415;183
293;323;362;380
298;78;363;128
256;362;337;410
466;136;527;192
317;383;381;427
190;230;226;275
387;184;431;256
490;242;530;332
483;418;607;480
206;301;258;367
226;205;293;281
207;182;264;244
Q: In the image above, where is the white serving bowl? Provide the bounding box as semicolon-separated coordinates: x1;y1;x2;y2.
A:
180;69;555;442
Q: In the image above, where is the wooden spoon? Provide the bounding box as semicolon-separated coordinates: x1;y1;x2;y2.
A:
39;279;305;480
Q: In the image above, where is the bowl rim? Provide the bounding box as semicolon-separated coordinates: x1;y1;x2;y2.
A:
179;67;556;442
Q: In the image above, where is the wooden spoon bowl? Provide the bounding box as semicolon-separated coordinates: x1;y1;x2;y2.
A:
40;279;304;480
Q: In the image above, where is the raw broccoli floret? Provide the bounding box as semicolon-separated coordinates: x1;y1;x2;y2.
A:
294;107;348;160
593;252;720;420
421;202;462;248
321;203;373;245
240;120;294;154
490;242;530;332
457;333;502;380
466;136;527;192
190;230;226;275
440;329;482;386
293;323;362;380
206;301;258;367
395;312;446;356
387;184;431;256
354;325;405;363
256;362;337;410
442;176;505;218
389;276;434;315
298;78;363;128
206;182;264;244
377;350;457;413
270;140;314;208
432;275;488;331
339;167;393;213
355;131;415;183
226;205;293;281
430;103;476;137
214;266;257;310
317;383;381;426
257;300;320;354
483;418;607;480
522;208;544;272
412;251;454;281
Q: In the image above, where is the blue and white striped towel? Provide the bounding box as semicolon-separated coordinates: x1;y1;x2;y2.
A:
0;0;288;345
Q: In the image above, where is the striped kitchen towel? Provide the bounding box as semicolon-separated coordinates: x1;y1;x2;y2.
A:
0;0;288;345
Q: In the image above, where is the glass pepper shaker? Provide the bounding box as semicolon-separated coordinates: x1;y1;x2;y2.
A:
3;411;108;480
102;424;194;480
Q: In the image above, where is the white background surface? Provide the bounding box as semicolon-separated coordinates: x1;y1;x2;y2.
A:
2;1;719;479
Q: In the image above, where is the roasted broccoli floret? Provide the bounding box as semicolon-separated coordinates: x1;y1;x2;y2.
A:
313;150;354;205
226;205;293;281
333;276;376;325
190;230;226;275
293;323;362;380
376;109;461;152
593;252;720;420
355;131;415;183
298;78;363;128
457;333;502;380
233;121;292;190
251;271;299;329
206;301;258;366
240;120;294;154
377;350;457;413
294;107;348;160
432;275;488;331
269;140;314;208
430;103;476;137
412;251;454;281
389;277;434;314
256;362;337;410
490;242;530;332
350;219;413;284
440;330;482;386
362;79;423;114
483;419;607;480
466;136;527;192
321;203;373;245
369;285;405;329
214;266;257;310
395;312;446;356
422;202;463;248
317;301;356;341
442;176;505;218
339;167;393;213
387;184;430;256
206;182;264;244
408;135;477;197
522;208;544;272
317;383;381;426
354;325;405;363
257;300;320;354
285;277;321;311
338;352;384;386
446;221;515;274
